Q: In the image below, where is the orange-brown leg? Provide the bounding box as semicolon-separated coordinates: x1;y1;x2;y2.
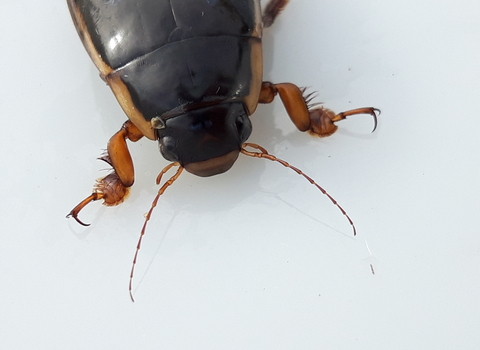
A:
259;82;379;137
262;0;290;27
67;120;144;226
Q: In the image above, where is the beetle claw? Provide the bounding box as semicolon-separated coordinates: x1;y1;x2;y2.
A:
333;107;381;134
368;108;381;133
67;193;101;227
66;212;91;227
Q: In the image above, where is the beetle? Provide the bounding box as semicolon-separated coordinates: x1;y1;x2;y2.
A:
66;0;378;300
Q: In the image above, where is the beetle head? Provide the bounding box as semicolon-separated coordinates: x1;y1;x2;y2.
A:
155;102;252;177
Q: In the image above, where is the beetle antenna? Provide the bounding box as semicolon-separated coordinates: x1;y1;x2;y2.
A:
129;162;183;302
240;143;357;236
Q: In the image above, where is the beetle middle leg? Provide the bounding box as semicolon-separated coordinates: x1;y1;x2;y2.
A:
259;82;379;137
67;120;144;226
262;0;290;27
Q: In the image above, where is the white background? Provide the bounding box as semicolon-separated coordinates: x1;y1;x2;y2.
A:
1;0;480;349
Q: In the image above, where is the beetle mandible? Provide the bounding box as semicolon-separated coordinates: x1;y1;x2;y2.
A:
66;0;379;300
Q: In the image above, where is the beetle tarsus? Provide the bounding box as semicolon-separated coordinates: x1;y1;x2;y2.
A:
67;172;130;226
309;106;380;137
329;107;381;134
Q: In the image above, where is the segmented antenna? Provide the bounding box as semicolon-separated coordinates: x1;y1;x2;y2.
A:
240;142;357;236
129;162;183;302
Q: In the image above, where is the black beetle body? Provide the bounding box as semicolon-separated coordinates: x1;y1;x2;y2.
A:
67;0;379;227
68;0;264;176
67;0;379;300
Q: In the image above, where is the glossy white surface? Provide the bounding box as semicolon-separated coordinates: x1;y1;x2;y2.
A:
1;0;480;349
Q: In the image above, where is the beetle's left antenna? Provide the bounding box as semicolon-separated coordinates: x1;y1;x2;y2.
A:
241;143;357;236
129;163;183;302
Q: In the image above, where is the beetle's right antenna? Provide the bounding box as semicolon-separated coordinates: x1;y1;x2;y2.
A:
129;162;183;302
241;143;357;236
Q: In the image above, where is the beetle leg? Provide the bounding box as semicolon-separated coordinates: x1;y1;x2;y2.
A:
67;120;144;226
259;82;380;137
262;0;290;28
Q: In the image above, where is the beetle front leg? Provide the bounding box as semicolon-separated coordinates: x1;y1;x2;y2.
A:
67;120;144;226
259;82;379;137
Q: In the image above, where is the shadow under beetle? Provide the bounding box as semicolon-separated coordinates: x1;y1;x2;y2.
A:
66;0;379;301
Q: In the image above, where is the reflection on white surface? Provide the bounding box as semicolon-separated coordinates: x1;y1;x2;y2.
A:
1;0;480;349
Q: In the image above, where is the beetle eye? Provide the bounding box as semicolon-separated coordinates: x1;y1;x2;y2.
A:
159;136;179;161
235;116;244;133
235;114;252;142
